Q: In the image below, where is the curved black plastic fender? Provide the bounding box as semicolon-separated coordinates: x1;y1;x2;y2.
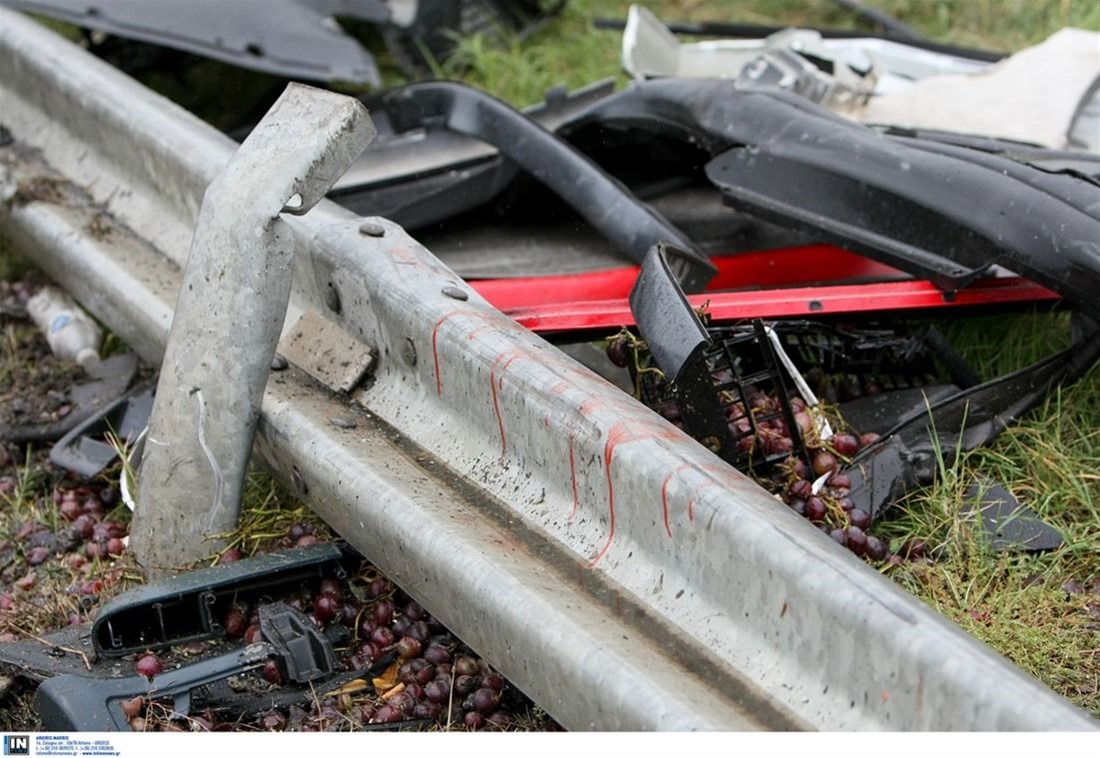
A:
563;80;1100;316
382;81;717;292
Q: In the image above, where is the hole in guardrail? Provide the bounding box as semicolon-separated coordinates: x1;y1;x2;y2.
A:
283;193;303;214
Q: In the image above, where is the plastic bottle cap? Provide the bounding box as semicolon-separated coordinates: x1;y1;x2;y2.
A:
75;347;101;367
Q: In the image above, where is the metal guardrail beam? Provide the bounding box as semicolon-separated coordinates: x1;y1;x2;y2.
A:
1;10;1095;731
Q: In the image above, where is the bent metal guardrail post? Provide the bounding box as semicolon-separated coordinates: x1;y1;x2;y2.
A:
130;84;376;574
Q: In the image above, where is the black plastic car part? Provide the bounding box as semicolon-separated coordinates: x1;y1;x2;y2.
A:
35;603;338;731
49;383;154;478
380;81;717;292
561;80;1100;316
91;542;350;658
628;242;1100;525
0;0;388;85
842;314;1100;519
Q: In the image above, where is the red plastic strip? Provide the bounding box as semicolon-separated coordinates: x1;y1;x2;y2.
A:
499;277;1059;334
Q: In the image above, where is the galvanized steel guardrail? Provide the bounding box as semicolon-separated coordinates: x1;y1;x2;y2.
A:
1;9;1095;731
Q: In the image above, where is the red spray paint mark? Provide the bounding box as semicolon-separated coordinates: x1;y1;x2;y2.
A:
659;463;695;538
660;475;675;538
488;352;523;456
467;324;496;341
549;381;571;398
658;462;741;537
568;435;580;521
589;420;681;568
431;308;488;396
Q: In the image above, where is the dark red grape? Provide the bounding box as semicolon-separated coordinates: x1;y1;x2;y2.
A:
424;680;450;704
812;451;838;476
313;595;338;623
372;705;400;724
135;653;163;679
483;672;504;692
373;600;394;626
71;514;96;540
454;656;479;677
416;664;435;686
860;432;881;448
828;473;851;490
406;620;431;643
59;499;82;522
805;497;826;522
245;624;263;645
388;691;415;715
849;509;871;529
413;702;442;720
396;636;422;659
371;626;395;648
605;337;629;368
398;659;430;684
846;526;868;556
865;535;888;561
287;523;310;541
832;434;859;456
105;538;126;557
366;578;387;598
224;607;247;638
25;546;50;566
464;712;484;730
828;529;848;547
788;479;812;500
423;644;451;665
318;578;343;601
454;674;479;696
468;688;499;715
340;603;359;627
392;615;411;638
263;660;283;685
217;548;242;564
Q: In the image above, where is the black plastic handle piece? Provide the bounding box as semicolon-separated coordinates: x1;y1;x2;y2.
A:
383;81;717;293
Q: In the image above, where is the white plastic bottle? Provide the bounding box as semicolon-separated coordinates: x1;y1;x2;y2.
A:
26;285;102;367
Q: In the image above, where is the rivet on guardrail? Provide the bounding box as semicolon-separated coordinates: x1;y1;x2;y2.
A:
358;220;385;237
441;285;468;301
